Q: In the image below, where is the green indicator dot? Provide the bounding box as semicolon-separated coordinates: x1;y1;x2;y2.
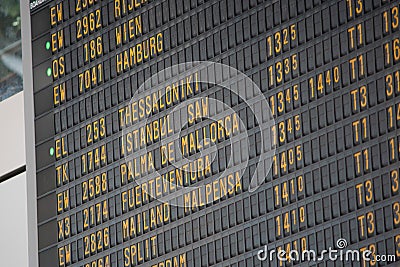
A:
49;147;55;156
45;41;51;50
46;68;52;77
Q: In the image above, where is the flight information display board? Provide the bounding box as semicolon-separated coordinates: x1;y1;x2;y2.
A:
23;0;400;266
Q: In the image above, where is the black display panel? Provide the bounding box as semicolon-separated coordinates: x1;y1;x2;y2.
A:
27;0;400;266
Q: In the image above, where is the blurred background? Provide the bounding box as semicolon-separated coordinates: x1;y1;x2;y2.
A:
0;0;23;102
0;1;28;266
